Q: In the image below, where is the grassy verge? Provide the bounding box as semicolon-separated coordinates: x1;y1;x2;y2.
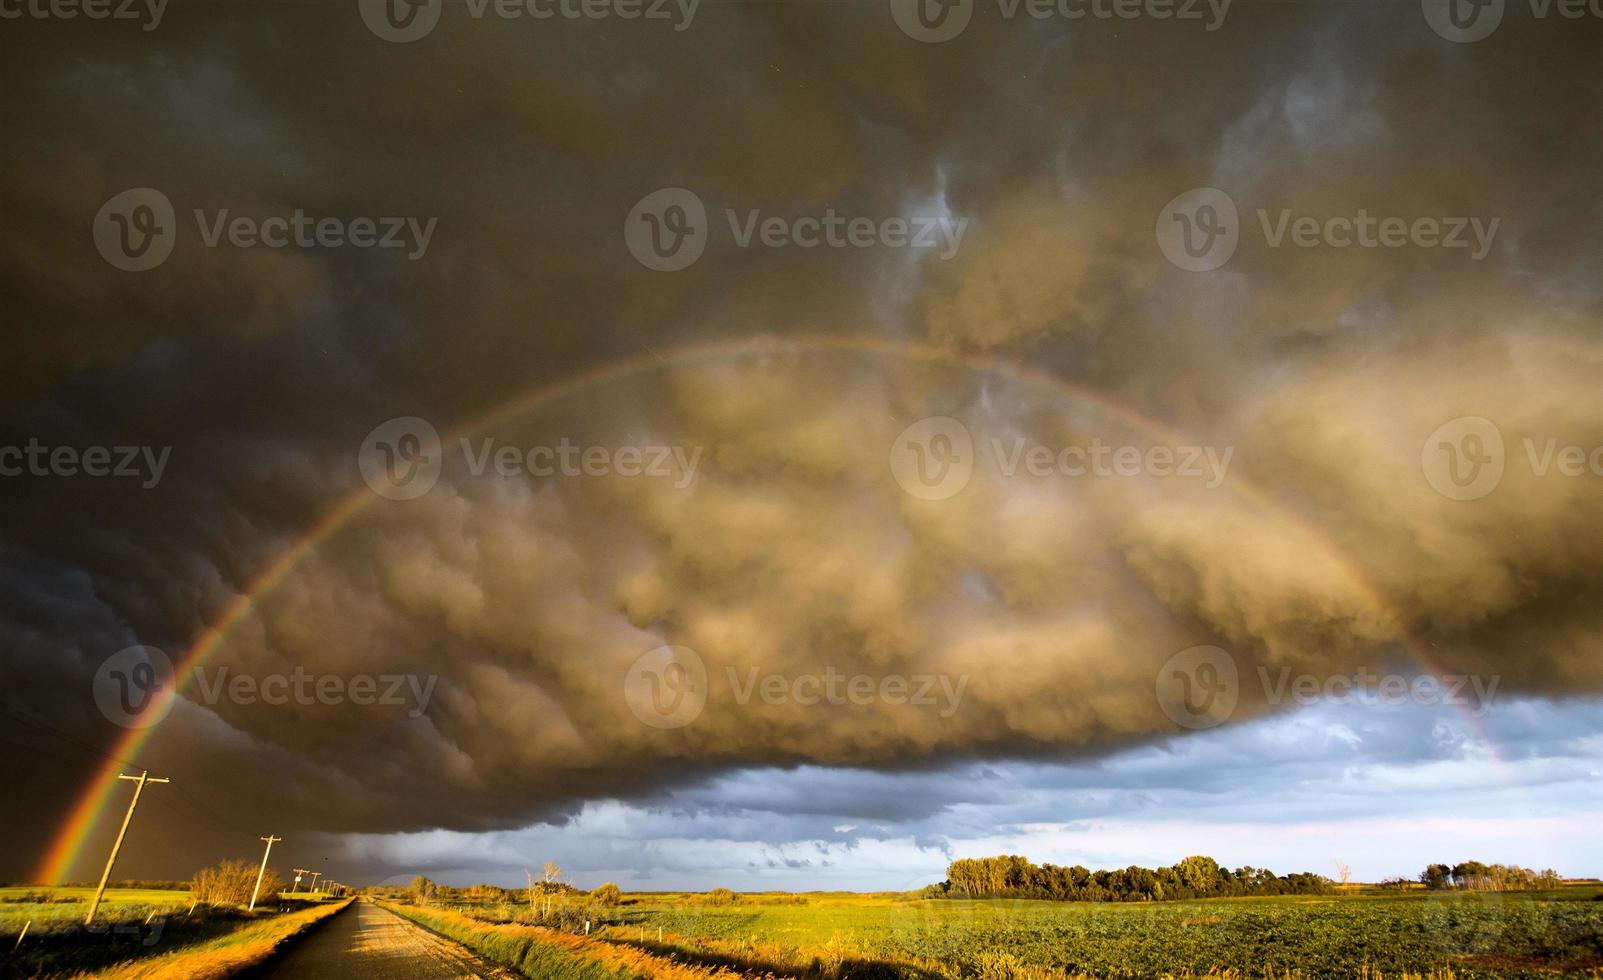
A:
380;901;741;979
82;898;351;980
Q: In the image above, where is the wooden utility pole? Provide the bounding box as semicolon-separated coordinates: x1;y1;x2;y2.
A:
85;771;168;925
308;871;321;893
292;868;311;894
248;836;281;910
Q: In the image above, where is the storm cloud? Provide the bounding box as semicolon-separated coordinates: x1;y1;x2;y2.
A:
0;0;1598;883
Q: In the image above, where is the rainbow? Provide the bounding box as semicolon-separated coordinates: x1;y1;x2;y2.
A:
34;333;1491;883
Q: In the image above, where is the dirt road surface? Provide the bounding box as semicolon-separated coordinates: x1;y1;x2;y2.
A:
260;900;517;979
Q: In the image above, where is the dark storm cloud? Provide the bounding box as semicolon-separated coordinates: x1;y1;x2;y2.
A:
0;0;1599;882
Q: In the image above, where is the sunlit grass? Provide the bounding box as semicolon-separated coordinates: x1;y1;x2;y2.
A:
85;898;350;980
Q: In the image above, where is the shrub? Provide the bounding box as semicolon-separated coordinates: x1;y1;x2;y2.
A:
706;888;736;905
191;859;284;907
591;882;622;906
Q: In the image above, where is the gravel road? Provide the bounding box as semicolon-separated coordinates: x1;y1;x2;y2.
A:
259;900;516;979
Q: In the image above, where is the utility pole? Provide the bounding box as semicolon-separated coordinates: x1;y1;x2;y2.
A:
248;836;281;910
292;868;311;894
308;871;321;893
85;771;169;925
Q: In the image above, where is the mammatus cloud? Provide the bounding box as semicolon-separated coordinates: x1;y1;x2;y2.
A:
0;1;1597;882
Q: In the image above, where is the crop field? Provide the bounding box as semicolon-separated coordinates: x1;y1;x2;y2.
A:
0;886;189;933
438;887;1603;980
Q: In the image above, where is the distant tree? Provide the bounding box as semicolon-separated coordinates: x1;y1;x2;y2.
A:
538;862;567;915
408;876;439;905
1421;864;1452;890
1452;861;1490;890
591;882;622;906
1175;856;1223;895
707;888;736;905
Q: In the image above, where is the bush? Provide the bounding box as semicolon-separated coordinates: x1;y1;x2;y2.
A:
591;882;621;906
707;887;736;905
191;859;285;908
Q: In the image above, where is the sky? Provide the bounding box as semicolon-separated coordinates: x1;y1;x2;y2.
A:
0;0;1600;890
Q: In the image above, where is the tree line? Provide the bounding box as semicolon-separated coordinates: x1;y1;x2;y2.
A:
398;873;624;907
1418;862;1561;891
938;855;1333;902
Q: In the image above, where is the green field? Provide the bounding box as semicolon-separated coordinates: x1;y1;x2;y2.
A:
439;886;1603;979
0;885;340;977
